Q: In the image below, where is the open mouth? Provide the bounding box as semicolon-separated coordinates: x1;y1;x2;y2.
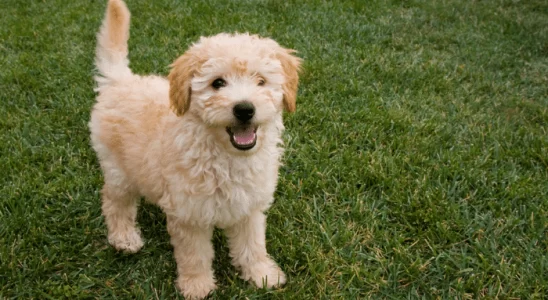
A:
226;125;257;151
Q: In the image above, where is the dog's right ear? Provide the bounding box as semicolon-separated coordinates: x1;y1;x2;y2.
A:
168;53;196;116
276;48;302;113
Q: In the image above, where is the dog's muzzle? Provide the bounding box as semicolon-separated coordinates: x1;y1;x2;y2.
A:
227;101;257;151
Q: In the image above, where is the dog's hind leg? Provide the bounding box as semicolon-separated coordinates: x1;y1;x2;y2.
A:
100;168;143;253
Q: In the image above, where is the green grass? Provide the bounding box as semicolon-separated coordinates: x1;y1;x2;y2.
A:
1;0;547;298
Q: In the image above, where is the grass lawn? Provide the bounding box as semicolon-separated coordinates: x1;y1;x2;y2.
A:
1;0;547;298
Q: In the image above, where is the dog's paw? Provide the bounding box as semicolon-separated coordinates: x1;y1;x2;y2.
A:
108;229;143;253
177;274;216;300
242;259;286;289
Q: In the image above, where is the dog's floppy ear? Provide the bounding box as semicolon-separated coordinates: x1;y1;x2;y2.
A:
276;49;302;113
168;53;198;116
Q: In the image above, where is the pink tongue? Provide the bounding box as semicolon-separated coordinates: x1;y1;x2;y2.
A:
233;128;256;145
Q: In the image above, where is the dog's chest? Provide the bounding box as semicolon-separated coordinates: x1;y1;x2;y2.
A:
166;154;279;228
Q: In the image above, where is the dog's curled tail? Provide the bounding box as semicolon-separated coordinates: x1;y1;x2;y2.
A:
95;0;132;87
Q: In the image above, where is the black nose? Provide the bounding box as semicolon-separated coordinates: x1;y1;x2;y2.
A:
233;101;255;122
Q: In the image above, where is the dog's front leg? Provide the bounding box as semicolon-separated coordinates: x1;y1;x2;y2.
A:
225;210;286;288
167;215;216;299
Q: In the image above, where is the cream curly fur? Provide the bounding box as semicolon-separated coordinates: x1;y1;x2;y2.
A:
89;0;301;298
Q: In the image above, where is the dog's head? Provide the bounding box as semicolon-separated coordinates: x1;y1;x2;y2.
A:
168;33;301;153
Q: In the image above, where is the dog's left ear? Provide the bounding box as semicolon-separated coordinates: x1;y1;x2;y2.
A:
276;49;302;113
168;52;199;116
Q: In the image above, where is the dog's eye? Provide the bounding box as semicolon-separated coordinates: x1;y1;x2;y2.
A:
212;78;227;89
258;78;266;86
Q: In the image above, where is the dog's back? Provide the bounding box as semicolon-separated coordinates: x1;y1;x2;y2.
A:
89;0;171;202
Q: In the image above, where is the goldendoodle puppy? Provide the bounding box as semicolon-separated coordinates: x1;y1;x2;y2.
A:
89;0;301;298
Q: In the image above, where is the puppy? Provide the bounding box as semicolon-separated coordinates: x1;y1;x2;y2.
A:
89;0;301;298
